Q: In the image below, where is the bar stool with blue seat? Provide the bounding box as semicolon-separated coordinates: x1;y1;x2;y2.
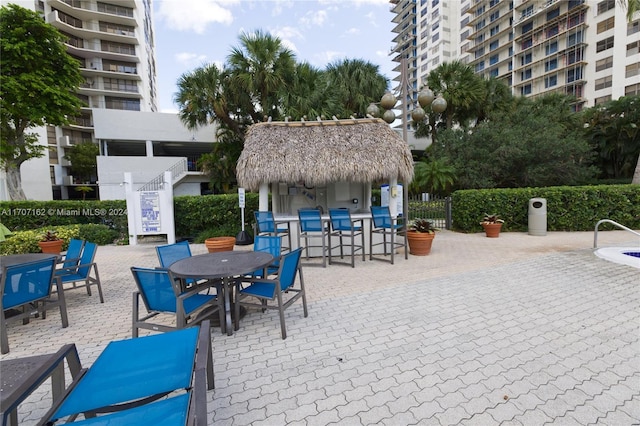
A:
297;208;329;267
369;205;408;265
254;211;292;253
328;208;365;268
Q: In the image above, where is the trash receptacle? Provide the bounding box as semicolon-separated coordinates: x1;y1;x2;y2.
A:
528;198;547;236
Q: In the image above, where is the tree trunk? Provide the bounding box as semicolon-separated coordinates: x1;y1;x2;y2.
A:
632;154;640;184
5;166;26;200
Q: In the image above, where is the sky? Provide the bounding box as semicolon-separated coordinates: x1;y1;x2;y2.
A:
153;0;398;112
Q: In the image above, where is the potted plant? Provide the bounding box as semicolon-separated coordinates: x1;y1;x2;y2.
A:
406;219;436;256
480;214;504;238
204;236;236;253
38;230;64;254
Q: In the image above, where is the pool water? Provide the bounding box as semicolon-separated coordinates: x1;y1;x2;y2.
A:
594;247;640;269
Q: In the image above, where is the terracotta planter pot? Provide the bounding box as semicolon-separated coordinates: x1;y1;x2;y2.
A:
204;236;236;253
482;223;502;238
407;231;435;256
38;240;64;254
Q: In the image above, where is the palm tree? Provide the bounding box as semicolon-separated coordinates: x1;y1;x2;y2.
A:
618;0;640;21
280;62;338;121
426;60;486;130
324;59;388;118
227;30;296;123
174;63;241;135
475;77;513;123
411;157;456;195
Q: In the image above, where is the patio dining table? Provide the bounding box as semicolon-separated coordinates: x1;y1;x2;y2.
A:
169;251;274;336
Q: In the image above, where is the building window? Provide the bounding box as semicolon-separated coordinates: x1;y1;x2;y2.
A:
596;36;615;52
597;17;615;33
545;41;558;55
490;54;499;65
546;25;559;38
629;20;639;35
628;41;640;57
508;60;513;71
490;10;500;22
595;75;612;90
521;68;532;80
545;58;558;71
594;95;612;105
521;53;532;66
567;66;583;83
475;48;485;58
490;25;500;36
567;30;583;47
432;22;440;31
544;75;558;88
489;0;499;7
99;21;135;36
595;56;614;72
490;68;499;77
566;47;583;64
97;2;134;17
475;19;486;31
521;5;534;20
508;46;513;56
103;78;138;92
101;40;136;55
547;8;560;20
626;83;640;96
461;16;470;27
521;84;532;95
597;0;615;14
522;37;533;49
432;33;440;42
626;62;640;78
568;11;585;28
476;61;485;72
490;40;499;51
105;97;140;111
103;60;137;74
522;22;533;34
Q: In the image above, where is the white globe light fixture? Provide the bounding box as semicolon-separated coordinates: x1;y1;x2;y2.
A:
431;95;447;114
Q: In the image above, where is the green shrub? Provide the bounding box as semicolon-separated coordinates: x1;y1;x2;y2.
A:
451;184;640;232
78;224;118;245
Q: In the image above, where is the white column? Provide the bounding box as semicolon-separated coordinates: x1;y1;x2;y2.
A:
123;172;137;245
259;183;269;211
145;140;153;157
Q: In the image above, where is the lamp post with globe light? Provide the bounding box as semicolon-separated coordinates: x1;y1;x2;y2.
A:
366;56;447;223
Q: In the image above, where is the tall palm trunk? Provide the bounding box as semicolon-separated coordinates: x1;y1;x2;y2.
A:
633;154;640;184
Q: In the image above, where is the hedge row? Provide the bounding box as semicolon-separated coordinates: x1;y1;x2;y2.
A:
451;184;640;232
2;185;637;251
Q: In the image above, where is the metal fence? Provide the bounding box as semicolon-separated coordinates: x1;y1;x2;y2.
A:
407;195;452;230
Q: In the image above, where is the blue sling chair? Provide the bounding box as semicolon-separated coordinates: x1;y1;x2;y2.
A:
369;205;408;265
234;248;307;339
39;321;214;425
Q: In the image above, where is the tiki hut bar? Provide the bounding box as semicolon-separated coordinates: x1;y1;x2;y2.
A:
236;117;414;221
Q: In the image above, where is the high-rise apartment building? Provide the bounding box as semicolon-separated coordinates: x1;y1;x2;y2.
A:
390;0;640;114
7;0;157;200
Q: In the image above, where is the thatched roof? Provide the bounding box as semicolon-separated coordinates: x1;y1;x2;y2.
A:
236;118;414;191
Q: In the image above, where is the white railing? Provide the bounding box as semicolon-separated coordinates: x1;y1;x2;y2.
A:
137;159;187;192
593;219;640;248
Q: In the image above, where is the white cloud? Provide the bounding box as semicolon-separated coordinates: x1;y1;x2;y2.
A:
299;9;327;27
155;0;239;34
344;27;360;36
175;52;208;66
315;50;346;64
271;26;304;53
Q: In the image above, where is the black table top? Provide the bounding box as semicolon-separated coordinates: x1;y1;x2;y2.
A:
1;253;56;269
169;251;274;280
